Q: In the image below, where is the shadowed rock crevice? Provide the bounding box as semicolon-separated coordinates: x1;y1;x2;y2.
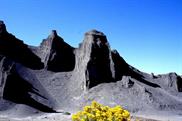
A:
177;76;182;92
0;56;14;98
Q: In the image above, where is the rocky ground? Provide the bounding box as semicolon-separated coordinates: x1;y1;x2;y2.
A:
1;113;182;121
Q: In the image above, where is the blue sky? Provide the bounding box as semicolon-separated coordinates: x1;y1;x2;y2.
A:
1;0;182;75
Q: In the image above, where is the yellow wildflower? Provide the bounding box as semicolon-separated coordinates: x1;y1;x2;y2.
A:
72;101;131;121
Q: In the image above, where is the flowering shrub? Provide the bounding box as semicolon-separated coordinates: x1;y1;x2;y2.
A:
72;101;130;121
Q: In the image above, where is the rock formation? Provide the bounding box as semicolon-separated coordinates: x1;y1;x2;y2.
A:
0;21;181;118
36;30;75;72
74;30;115;89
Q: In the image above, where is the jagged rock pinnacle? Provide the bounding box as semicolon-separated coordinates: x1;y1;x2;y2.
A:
0;20;7;34
51;30;57;37
47;30;58;40
38;29;75;72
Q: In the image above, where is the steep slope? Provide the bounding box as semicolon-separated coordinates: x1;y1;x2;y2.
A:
0;57;57;115
0;21;44;70
3;64;56;113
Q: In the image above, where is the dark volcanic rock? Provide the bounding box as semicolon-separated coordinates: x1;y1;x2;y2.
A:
38;30;75;72
0;21;44;69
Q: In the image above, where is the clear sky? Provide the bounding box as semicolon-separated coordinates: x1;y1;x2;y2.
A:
1;0;182;75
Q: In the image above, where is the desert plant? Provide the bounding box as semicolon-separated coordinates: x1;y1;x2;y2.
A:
72;101;130;121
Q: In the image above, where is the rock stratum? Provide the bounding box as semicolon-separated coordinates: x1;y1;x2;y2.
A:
0;21;182;119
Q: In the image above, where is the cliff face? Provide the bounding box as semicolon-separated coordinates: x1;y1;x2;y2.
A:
73;30;116;89
0;21;182;116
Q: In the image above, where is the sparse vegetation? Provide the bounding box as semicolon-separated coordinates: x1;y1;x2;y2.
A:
72;101;130;121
